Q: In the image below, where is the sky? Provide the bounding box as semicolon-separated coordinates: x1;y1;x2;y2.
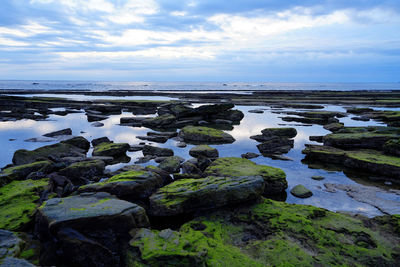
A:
0;0;399;82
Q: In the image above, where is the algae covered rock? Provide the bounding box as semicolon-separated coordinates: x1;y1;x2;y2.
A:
12;143;86;165
157;156;183;173
36;192;149;267
58;159;105;185
260;127;297;138
92;142;130;157
0;179;49;231
0;161;52;186
78;170;163;202
142;145;174;157
290;184;313;198
204;157;287;195
131;198;400;266
189;145;219;158
383;139;400;156
142;114;176;128
149;176;264;216
179;126;235;144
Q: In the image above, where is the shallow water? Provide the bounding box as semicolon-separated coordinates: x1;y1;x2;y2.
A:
1;97;399;217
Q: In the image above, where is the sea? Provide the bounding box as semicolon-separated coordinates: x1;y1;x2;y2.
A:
0;80;399;92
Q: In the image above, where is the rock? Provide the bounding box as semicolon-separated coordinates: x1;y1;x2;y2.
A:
189;145;219;158
261;128;297;138
129;144;144;152
92;142;130;158
61;136;90;152
0;161;52;186
0;257;36;266
176;141;187;148
43;128;72;137
129;198;400;266
248;109;264;113
311;175;325;180
352;116;370;121
204;157;287;196
120;116;147;126
142;145;174;157
86;113;109;122
323;123;344;132
0;179;48;231
142;114;176;128
241;152;260;159
134;155;155;164
346;107;374;114
383;139;400;156
91;136;111;147
158;156;183;173
147;131;177;138
211;109;244;123
0;230;24;260
181;161;202;175
309;136;324;142
36;192;149;267
112;164;172;185
12;143;86;166
256;137;294;155
281;116;339;125
324;183;400;214
323;128;399;150
302;145;400;179
136;135;168;143
154;157;168;163
58;159;105;185
149;176;264;216
24;136;57;143
91;122;104;127
179;126;235;144
290;185;313;198
269;154;293;161
78;170;163;203
194;103;234;115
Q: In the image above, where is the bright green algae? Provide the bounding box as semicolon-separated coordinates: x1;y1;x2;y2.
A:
181;126;228;138
0;179;49;231
0;161;51;186
129;199;400;266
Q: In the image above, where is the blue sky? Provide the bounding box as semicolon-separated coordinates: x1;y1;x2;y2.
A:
0;0;399;82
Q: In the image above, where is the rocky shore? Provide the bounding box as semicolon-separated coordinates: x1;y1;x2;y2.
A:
0;90;399;266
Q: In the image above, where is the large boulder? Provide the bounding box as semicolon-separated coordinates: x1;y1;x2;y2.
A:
194;103;234;115
91;136;111;147
189;145;219;158
383;139;400;156
61;136;90;152
36;192;149;267
204;157;287;195
129;199;400;266
142;114;176;128
92;142;130;157
158;156;183;173
256;137;294;155
179;126;235;144
58;159;105;185
78;170;163;202
260;128;297;138
149;176;264;216
0;179;49;231
0;161;52;186
12;143;86;166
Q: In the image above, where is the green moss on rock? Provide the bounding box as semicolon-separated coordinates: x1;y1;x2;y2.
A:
179;126;235;144
0;179;49;231
204;157;287;195
0;161;51;186
92;142;130;157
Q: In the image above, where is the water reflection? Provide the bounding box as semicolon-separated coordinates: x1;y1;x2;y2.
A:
1;102;399;217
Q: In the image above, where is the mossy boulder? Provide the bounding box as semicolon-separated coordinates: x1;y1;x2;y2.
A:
179;126;235;144
204;157;287;195
0;161;52;186
189;145;219;158
303;145;400;179
323;131;399;150
142;145;174;157
36;192;150;267
0;179;49;231
12;143;86;166
149;176;264;217
290;184;313;198
58;159;105;185
61;136;90;152
323;122;344;132
78;170;163;202
256;137;294;155
142;114;176;128
383;139;400;156
158;156;183;173
130;198;400;266
260;127;297;138
92;142;130;158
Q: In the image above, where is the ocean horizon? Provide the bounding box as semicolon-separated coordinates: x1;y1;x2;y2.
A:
0;80;399;92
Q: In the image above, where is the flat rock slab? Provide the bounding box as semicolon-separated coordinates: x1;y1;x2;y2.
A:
150;176;264;216
204;157;287;195
179;126;235;144
324;183;400;215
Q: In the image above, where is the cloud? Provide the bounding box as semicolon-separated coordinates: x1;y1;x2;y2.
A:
0;0;399;81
